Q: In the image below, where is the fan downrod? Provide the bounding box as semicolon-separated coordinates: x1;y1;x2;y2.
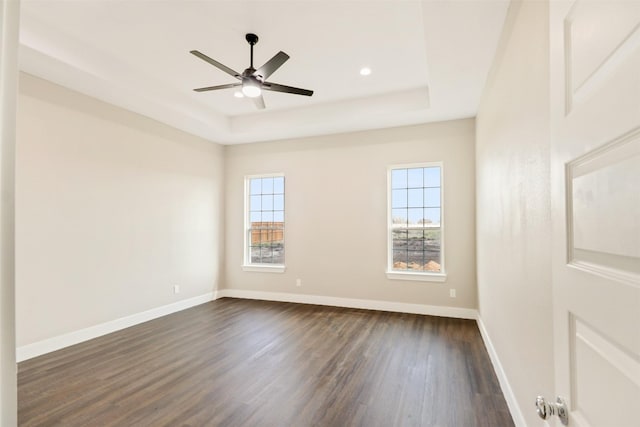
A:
245;33;259;46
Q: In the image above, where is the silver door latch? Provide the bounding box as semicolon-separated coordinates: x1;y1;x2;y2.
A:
536;396;569;425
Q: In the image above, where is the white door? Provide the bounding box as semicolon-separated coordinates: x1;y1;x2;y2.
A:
549;0;640;426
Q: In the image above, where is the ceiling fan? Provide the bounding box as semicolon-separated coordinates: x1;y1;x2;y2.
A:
190;33;314;110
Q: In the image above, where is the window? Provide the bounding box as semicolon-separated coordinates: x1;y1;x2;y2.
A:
387;163;445;281
243;174;285;272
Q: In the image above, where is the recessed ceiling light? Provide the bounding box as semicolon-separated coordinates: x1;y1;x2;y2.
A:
234;91;244;98
360;67;372;76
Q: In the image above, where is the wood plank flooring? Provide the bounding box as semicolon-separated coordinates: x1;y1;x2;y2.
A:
18;298;514;426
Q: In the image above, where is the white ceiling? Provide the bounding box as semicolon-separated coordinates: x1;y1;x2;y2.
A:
19;0;510;144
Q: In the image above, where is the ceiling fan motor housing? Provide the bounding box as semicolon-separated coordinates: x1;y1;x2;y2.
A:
242;68;262;82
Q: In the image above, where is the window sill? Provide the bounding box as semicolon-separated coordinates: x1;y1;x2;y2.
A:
386;270;447;282
242;265;286;273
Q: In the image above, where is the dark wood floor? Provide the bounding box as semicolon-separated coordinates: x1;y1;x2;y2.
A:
18;298;514;426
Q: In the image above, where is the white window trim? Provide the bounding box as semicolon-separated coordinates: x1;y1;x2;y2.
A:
242;173;286;272
386;271;446;282
386;162;447;282
242;264;286;273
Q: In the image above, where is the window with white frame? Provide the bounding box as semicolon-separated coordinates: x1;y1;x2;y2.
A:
245;175;285;269
388;164;444;280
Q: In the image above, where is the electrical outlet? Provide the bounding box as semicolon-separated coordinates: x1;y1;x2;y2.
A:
173;285;180;294
296;279;302;287
449;289;456;298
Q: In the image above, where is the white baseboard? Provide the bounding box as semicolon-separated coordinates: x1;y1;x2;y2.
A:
18;288;530;427
217;289;478;319
16;290;475;362
476;314;528;427
16;292;216;362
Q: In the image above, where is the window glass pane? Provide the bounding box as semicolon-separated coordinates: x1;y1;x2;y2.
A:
262;211;274;222
260;246;272;263
407;168;423;188
424;167;441;187
424;188;440;208
250;179;261;195
271;229;284;244
392;208;408;226
392;229;408;240
424;229;441;272
408;245;424;267
262;194;273;210
262;177;274;194
408;208;423;225
392;229;408;251
273;177;284;194
274;194;284;210
392;189;407;208
250;195;261;210
250;246;261;263
250;211;261;223
392;250;408;270
254;229;264;245
272;242;284;264
249;227;284;264
391;169;407;189
408;229;425;251
424;208;441;225
273;211;284;222
408;251;425;270
407;188;423;207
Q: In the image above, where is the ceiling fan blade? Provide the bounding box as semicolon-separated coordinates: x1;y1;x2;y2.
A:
263;82;313;97
193;83;241;92
254;51;290;80
190;50;241;79
252;95;266;110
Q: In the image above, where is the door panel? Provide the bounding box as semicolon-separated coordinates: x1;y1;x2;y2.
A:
564;0;640;112
551;0;640;426
567;130;640;280
570;316;640;426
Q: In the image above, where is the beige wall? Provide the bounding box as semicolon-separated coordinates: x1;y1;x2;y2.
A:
224;119;476;308
1;0;19;424
476;1;554;425
16;74;225;347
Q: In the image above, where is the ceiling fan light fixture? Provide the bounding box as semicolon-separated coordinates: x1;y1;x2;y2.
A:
233;91;244;98
242;82;262;98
